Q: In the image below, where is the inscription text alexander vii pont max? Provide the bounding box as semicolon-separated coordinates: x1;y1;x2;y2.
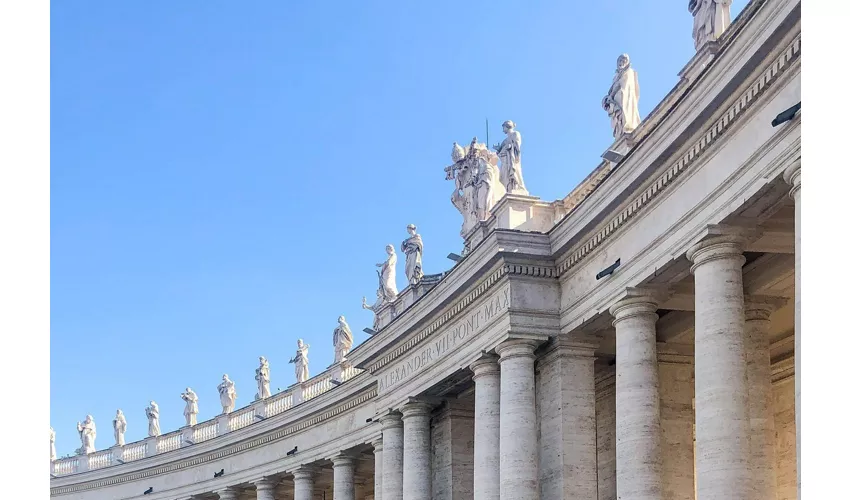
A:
378;288;510;393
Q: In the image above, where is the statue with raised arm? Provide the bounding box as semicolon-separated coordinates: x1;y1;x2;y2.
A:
181;387;199;426
50;427;57;461
217;375;237;414
401;224;424;286
289;339;310;383
493;120;528;195
376;244;399;302
76;415;97;455
145;401;161;437
333;316;354;363
602;54;641;138
113;409;127;446
254;357;271;400
690;0;733;50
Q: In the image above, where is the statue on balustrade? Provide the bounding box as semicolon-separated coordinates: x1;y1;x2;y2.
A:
445;137;506;235
401;224;424;286
217;374;238;414
376;244;399;302
493;120;528;195
145;401;161;437
255;356;271;400
181;387;199;426
113;409;127;446
333;316;354;364
689;0;733;50
602;54;641;139
75;415;97;455
50;426;56;461
289;339;310;383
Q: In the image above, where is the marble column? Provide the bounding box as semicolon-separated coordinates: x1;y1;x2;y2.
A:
215;487;239;500
745;298;780;500
610;295;663;500
401;401;432;500
495;339;539;500
332;454;356;500
380;412;404;500
293;465;317;500
373;438;383;500
687;235;751;500
783;159;801;499
470;355;500;500
253;478;276;500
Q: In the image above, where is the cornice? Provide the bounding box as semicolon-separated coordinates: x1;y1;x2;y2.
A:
50;386;377;496
554;31;801;277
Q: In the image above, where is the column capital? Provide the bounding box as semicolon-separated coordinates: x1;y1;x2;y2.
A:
469;354;500;379
686;234;745;273
371;436;383;452
400;400;433;419
214;486;240;500
252;477;276;492
744;295;788;321
494;338;538;362
331;453;357;468
379;411;403;430
291;464;318;480
783;158;801;198
609;290;660;325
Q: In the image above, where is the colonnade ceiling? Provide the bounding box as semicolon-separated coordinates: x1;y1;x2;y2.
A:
577;175;795;369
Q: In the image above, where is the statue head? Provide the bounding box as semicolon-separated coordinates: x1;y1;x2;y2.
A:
386;244;395;255
617;54;630;71
338;315;346;324
116;409;122;416
222;374;229;381
451;142;466;163
259;356;266;364
297;338;304;348
85;415;93;423
407;224;416;235
502;120;515;133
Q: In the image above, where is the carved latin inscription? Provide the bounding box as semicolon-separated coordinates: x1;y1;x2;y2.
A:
378;288;510;393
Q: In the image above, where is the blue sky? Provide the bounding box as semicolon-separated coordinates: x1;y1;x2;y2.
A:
50;0;744;456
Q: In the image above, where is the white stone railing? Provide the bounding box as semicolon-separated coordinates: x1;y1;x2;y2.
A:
50;361;365;477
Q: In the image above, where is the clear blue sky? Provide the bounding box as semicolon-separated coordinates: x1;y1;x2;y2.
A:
50;0;744;456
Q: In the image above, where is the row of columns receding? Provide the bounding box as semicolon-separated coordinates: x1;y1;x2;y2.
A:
205;162;800;500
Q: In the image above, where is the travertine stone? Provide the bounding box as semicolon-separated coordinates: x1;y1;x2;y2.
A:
470;356;500;500
401;401;433;500
536;339;598;500
373;438;384;500
430;399;474;500
610;296;663;500
745;299;781;500
773;372;797;500
332;454;356;500
113;409;127;447
687;235;751;500
217;375;237;415
76;415;97;455
658;347;695;500
783;160;800;499
381;412;404;500
292;465;317;500
602;54;641;138
253;478;276;500
596;370;617;500
495;339;539;500
215;486;239;500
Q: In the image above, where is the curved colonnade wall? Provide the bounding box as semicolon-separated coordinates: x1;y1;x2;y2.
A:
51;0;802;498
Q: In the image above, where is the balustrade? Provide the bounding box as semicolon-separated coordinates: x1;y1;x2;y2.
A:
302;371;332;401
193;419;218;443
52;457;78;476
157;431;183;453
87;450;113;470
228;406;255;432
265;390;294;417
122;441;146;462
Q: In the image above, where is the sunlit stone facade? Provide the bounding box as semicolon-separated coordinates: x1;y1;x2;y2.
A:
50;0;801;498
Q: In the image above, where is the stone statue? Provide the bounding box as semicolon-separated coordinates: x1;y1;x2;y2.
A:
217;374;238;414
50;426;57;461
145;401;161;437
362;294;383;331
401;224;424;286
333;316;354;363
113;409;127;446
445;138;506;235
690;0;733;50
602;54;641;138
289;339;310;383
181;387;199;426
255;356;271;400
493;120;528;195
376;244;399;302
75;415;97;455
